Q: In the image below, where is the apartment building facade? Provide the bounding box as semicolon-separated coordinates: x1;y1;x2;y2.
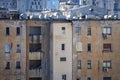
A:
0;20;27;80
50;20;72;80
26;20;50;80
0;20;120;80
72;20;120;80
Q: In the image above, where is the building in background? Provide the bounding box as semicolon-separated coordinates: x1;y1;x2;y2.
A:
47;0;59;10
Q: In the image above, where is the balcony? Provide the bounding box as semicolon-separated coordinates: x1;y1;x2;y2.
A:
29;35;43;43
29;69;43;77
29;52;43;60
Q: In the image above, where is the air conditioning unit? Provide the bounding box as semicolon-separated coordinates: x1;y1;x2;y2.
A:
102;34;108;39
103;67;109;72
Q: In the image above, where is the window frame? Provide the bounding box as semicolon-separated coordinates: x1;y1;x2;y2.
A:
77;60;82;69
60;57;66;61
103;43;112;52
87;60;92;69
6;27;10;36
5;61;10;69
102;27;112;35
5;44;10;53
61;44;65;51
16;27;20;36
62;27;66;35
16;61;21;69
87;43;91;52
62;74;66;80
87;27;91;36
103;60;112;68
16;44;21;53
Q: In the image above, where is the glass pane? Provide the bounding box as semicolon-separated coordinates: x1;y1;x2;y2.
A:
107;28;111;34
107;62;111;67
103;62;106;67
5;44;10;52
102;28;106;34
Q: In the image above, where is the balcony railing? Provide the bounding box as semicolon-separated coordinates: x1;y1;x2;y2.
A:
29;68;43;77
29;35;42;43
29;52;43;60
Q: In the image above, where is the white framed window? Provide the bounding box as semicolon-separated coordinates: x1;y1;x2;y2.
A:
103;61;112;68
102;27;112;35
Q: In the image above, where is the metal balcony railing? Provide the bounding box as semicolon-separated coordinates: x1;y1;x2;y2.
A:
29;35;42;43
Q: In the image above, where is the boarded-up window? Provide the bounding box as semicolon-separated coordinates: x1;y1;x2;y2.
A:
76;42;82;52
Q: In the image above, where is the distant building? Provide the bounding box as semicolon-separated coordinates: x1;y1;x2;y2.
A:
47;0;59;10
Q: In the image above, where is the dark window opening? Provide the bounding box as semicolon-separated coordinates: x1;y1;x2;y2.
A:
16;61;21;69
16;27;20;35
103;77;112;80
60;57;66;61
6;27;10;36
87;43;91;52
61;44;65;50
5;62;10;69
62;74;66;80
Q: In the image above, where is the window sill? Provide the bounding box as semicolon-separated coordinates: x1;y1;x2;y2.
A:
5;52;10;53
102;50;112;53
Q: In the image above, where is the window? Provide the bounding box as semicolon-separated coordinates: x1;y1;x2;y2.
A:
32;2;34;5
5;61;10;69
38;2;40;5
103;61;112;72
87;43;91;52
102;27;112;35
87;77;91;80
5;44;10;53
16;61;21;69
77;60;82;69
16;44;21;53
87;27;91;35
6;27;10;36
76;78;81;80
103;43;112;52
103;77;112;80
62;74;66;80
87;60;92;69
16;27;20;35
61;44;65;50
75;27;81;35
62;27;65;34
103;61;112;68
60;57;66;61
